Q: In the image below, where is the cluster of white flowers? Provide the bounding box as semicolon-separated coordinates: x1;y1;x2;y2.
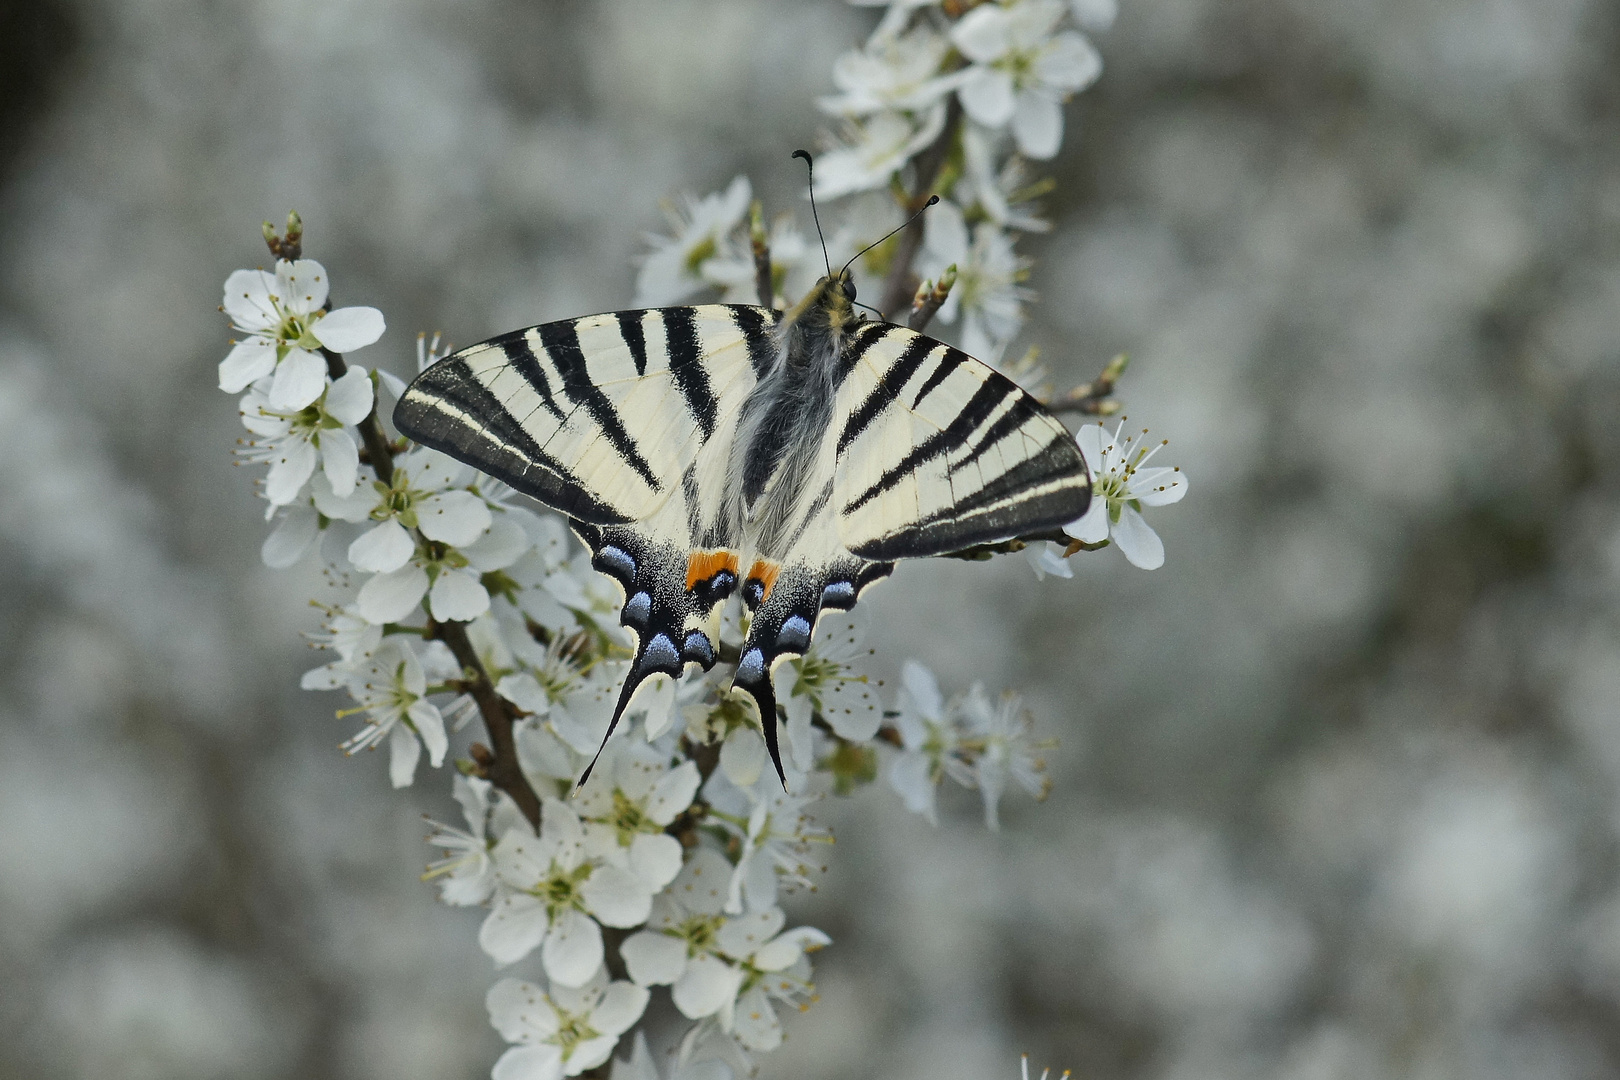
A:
215;3;1185;1077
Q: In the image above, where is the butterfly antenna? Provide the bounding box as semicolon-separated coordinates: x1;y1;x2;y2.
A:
793;149;833;278
841;194;940;276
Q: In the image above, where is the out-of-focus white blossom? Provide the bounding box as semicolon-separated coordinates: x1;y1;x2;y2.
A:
820;26;962;116
635;177;752;307
918;198;1030;357
481;798;652;985
961;123;1052;233
848;0;942;42
886;660;960;824
814;105;948;199
951;0;1102;159
218;259;384;409
341;637;448;788
1064;420;1187;570
956;684;1049;830
705;769;829;914
610;1033;733;1080
487;970;650;1080
1024;540;1074;580
700;218;819;307
425;774;529;906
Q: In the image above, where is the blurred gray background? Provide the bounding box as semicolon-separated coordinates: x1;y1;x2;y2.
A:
3;0;1620;1077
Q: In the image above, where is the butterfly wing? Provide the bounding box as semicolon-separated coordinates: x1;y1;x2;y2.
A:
727;323;1090;782
832;325;1092;559
396;305;777;779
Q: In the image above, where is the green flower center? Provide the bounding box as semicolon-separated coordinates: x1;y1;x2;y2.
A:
532;861;594;918
547;1004;601;1061
676;914;725;956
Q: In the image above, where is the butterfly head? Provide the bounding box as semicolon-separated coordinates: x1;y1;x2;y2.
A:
787;268;860;333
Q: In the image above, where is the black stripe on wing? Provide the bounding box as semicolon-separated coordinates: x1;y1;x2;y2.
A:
393;357;631;524
537;321;661;490
842;378;1015;515
662;307;719;440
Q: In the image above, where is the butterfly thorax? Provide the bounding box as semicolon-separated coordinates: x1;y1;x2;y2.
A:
723;273;859;559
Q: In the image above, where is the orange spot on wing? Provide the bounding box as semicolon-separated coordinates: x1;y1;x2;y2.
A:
685;549;739;591
746;559;781;601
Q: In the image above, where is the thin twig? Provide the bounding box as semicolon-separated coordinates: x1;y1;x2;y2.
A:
750;200;774;309
1038;353;1129;417
879;96;962;319
907;264;957;332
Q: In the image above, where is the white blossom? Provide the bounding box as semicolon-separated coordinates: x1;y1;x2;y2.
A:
956;684;1049;830
341;637;448;788
1024;540;1074;580
1064;420;1187;570
481;798;653;985
610;1033;733;1080
814;105;948;200
635;177;752;307
574;738;701;894
951;0;1103;160
819;26;962;117
300;605;381;690
487;969;650;1080
425;774;529;906
218;259;385;409
886;660;963;824
704;768;830;914
918;199;1030;357
237;365;375;512
619;849;746;1020
848;0;942;43
960;123;1052;233
778;616;882;770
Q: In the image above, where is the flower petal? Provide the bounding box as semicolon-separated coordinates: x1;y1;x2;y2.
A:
670;847;732;916
311;471;377;522
956;66;1017;127
645;760;701;825
950;3;1012;62
1132;466;1188;506
264;437;318;507
222;268;278;330
581;864;653;928
418;489;493;546
480;892;550;966
731;985;782;1051
319;428;360;496
262;505;319;569
717;907;786;959
719;726;765;788
672;953;743;1019
628;833;683;893
429;568;491;622
1064;496;1109;544
409;700;448;768
493;1045;565;1080
277;259;330;315
487;976;558;1042
324;365;375;425
1037;31;1103;92
268;348;328;411
356;564;430;624
1012;91;1064;160
387;720;421;788
313;305;386;353
497;672;552;716
1111;505;1165;569
464;517;532;571
218;337;277;393
543;907;605;987
887;752;939;825
591;980;651;1037
620;930;687;986
349;519;416;573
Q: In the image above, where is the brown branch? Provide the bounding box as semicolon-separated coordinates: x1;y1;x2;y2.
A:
750;200;774;309
1039;353;1129;418
879;96;962;320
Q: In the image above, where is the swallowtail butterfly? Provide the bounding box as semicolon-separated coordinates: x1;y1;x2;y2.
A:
395;197;1092;786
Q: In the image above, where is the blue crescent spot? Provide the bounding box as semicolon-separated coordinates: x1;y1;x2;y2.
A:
598;545;636;578
643;633;681;671
821;580;855;606
777;614;812;651
622;591;651;625
736;647;766;685
683;631;715;665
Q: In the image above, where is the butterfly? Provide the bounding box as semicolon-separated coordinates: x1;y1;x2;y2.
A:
394;195;1091;787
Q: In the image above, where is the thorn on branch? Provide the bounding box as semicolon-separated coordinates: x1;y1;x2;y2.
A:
750;200;774;309
1042;352;1129;417
262;210;302;261
908;263;957;332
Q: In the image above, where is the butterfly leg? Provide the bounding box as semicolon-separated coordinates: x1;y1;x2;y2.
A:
572;523;734;785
